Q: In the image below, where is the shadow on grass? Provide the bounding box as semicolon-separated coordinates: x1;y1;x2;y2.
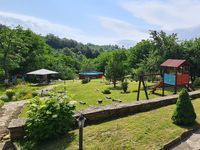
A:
39;132;76;150
174;121;200;130
108;86;122;90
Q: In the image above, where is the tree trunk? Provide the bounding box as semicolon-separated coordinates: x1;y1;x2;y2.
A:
3;51;9;79
113;79;116;88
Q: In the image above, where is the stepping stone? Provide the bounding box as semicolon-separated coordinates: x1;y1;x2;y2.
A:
112;98;122;103
105;96;111;99
79;101;86;105
98;99;103;104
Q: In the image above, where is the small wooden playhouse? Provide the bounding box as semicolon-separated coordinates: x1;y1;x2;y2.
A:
161;59;193;95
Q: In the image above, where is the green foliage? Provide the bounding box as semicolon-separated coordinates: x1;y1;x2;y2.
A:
105;50;128;88
102;89;111;94
0;95;9;102
16;88;34;100
0;26;23;78
45;34;118;59
2;24;200;84
31;91;38;97
81;78;90;84
128;40;152;69
94;52;112;72
192;77;200;87
80;59;97;72
6;89;15;100
25;96;75;145
172;89;196;125
121;81;128;93
0;99;4;106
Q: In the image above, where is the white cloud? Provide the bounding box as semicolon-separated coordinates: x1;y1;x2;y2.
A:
0;11;136;46
122;0;200;30
98;16;149;41
0;11;85;40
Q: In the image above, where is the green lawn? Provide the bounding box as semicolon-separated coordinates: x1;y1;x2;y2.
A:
52;79;175;110
39;99;200;150
19;79;188;118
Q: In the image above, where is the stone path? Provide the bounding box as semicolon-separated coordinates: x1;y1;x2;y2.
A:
0;100;27;141
172;129;200;150
0;83;62;141
36;83;63;95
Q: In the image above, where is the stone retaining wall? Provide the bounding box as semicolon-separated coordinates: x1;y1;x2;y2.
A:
8;90;200;141
77;90;200;124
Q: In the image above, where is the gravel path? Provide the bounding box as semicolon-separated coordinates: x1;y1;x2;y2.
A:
36;83;63;95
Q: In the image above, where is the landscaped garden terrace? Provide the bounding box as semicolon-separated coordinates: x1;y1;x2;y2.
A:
1;78;200;149
17;78;182;116
19;98;200;150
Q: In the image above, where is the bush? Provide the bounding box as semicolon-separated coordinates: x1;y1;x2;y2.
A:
102;89;111;94
25;95;75;144
171;88;196;125
18;88;29;97
81;78;90;84
17;88;33;100
6;89;15;100
121;81;128;93
32;91;38;97
0;95;9;102
192;77;200;87
0;100;4;106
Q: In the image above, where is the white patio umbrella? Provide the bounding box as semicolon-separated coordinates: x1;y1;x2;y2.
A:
26;69;58;75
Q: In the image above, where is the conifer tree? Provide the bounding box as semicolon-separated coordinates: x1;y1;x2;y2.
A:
172;88;196;125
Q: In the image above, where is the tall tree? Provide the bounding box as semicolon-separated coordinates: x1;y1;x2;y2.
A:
0;26;22;79
139;31;183;73
105;51;128;88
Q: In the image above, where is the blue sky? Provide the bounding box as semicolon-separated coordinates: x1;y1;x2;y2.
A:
1;0;200;46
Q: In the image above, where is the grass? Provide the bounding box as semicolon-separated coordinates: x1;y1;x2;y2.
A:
39;99;200;150
52;79;176;110
19;79;184;118
0;84;6;96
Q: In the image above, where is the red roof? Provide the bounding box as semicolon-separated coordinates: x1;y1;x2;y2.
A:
160;59;191;68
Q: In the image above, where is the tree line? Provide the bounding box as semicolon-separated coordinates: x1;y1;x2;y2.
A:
0;25;118;81
1;25;200;83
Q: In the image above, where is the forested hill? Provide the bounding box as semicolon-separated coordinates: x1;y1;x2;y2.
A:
1;25;200;83
45;34;119;58
0;25;120;81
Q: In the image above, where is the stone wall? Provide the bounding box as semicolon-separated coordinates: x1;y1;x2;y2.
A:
8;119;26;141
77;90;200;124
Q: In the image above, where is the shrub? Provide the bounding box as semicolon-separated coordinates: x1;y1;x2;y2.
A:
0;95;9;102
6;89;15;100
0;100;4;106
25;95;75;144
192;77;200;87
32;91;38;97
12;96;18;101
121;81;128;93
17;88;33;100
23;93;33;100
81;78;90;84
102;89;111;94
171;88;196;125
18;88;29;97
